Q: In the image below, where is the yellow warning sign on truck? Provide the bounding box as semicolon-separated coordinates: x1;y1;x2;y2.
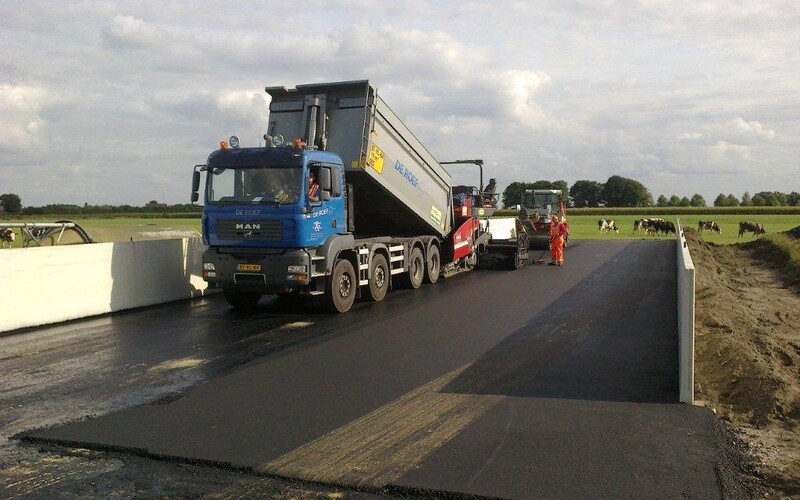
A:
366;144;385;173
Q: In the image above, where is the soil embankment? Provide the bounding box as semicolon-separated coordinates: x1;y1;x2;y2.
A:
688;228;800;496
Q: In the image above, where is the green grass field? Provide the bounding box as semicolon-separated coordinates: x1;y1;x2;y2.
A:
561;214;800;245
2;214;799;248
0;218;201;248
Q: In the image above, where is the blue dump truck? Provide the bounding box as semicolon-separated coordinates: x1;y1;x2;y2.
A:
191;80;526;312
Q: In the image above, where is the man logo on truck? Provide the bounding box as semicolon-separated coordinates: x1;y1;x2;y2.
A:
235;223;261;230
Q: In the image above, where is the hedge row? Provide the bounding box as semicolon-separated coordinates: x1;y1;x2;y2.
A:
493;206;800;217
1;212;202;220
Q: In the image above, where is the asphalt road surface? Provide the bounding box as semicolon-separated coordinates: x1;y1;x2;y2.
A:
2;240;748;499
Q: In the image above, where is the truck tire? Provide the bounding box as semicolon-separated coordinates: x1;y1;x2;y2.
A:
365;254;389;302
401;246;425;289
424;245;440;284
323;259;357;313
223;288;261;309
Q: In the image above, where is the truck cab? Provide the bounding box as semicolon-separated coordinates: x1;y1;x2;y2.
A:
195;143;348;306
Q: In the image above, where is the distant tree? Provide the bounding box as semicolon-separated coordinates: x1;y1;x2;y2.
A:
690;194;706;207
570;180;604;207
668;195;681;207
713;194;728;207
726;194;739;206
551;180;569;201
656;195;669;207
679;196;691;207
741;191;752;206
751;194;767;206
788;192;800;206
752;191;778;206
760;191;787;206
602;175;653;207
502;182;531;208
0;193;22;213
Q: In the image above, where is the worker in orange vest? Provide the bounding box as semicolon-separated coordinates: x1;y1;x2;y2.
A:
548;214;567;266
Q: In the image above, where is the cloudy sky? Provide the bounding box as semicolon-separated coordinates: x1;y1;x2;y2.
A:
1;0;798;207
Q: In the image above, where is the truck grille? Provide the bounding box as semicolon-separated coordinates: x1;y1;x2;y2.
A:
216;220;283;241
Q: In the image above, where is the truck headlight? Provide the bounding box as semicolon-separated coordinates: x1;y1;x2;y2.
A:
204;263;216;271
287;265;307;273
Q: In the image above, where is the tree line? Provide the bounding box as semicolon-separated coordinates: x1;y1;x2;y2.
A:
5;181;800;215
0;193;200;215
500;178;800;209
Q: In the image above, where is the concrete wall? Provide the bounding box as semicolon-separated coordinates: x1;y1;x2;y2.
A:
0;238;213;333
676;221;696;404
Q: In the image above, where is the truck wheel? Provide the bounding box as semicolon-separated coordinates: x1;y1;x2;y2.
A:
324;259;356;313
424;245;440;284
223;288;261;309
365;254;389;302
402;247;425;289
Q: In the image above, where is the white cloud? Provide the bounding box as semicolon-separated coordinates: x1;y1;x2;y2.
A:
0;84;48;153
493;70;551;126
711;140;751;157
728;117;776;141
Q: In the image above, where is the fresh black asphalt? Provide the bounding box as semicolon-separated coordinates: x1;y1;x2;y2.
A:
24;240;727;498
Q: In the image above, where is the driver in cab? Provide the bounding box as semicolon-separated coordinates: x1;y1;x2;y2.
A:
308;170;320;202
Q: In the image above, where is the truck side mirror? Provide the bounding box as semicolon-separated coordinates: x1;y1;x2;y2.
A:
319;167;332;191
191;170;201;203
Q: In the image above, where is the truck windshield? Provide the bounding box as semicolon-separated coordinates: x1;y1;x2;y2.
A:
524;194;558;211
208;166;302;204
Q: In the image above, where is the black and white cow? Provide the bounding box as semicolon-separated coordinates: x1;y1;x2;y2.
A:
738;221;766;238
698;220;721;234
0;228;15;248
598;219;619;234
633;218;675;237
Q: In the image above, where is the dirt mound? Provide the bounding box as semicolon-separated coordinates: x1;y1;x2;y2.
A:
785;225;800;239
686;228;800;495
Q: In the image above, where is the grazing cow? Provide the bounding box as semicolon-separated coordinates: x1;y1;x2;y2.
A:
0;228;15;248
634;218;675;237
698;220;721;234
651;219;674;236
598;219;619;234
649;218;666;234
738;221;766;238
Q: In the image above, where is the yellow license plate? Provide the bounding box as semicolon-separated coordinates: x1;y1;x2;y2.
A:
237;264;261;272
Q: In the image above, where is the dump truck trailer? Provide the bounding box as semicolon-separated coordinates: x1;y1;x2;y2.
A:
192;80;519;312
